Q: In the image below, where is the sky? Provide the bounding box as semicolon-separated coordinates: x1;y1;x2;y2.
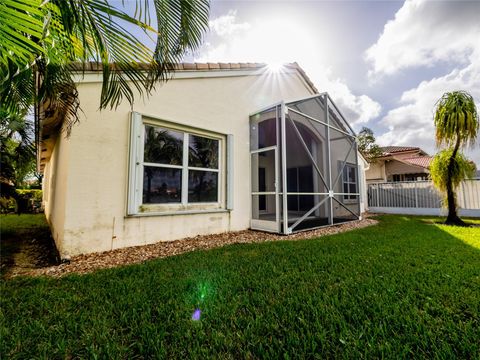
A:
116;0;480;165
189;0;480;165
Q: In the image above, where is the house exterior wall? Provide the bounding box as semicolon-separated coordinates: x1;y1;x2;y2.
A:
365;161;386;183
42;134;71;255
366;158;430;184
48;68;321;256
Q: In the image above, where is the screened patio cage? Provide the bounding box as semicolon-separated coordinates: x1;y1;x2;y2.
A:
250;93;360;234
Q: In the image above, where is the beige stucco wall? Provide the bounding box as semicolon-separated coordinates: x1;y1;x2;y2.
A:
366;161;386;183
42;133;71;255
49;68;323;256
385;159;428;176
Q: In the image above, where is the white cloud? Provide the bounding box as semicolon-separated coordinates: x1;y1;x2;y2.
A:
208;10;250;37
365;0;480;76
368;0;480;165
196;12;315;65
325;79;381;125
377;60;480;164
196;11;381;126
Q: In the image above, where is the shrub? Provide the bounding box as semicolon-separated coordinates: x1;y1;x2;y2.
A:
0;197;16;213
0;189;43;214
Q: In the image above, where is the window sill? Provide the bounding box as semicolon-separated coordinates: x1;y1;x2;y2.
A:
125;208;230;218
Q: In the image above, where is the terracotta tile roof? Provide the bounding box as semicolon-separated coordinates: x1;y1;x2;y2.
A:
379;146;420;155
70;62;319;94
401;156;433;169
177;62;266;70
70;61;267;71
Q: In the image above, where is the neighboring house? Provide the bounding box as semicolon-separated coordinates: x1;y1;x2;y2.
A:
365;146;433;184
39;62;368;257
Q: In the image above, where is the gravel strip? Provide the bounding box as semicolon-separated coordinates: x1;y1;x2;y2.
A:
10;217;378;278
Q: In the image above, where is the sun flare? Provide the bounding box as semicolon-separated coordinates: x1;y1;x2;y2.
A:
240;15;315;66
267;62;285;72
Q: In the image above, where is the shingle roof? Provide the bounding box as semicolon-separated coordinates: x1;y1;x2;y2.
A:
402;156;433;169
379;146;420;155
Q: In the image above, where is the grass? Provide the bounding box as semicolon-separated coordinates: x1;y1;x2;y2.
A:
0;214;49;238
1;215;479;358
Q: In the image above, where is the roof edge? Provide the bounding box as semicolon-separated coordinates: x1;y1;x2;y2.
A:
69;61;268;72
69;61;319;95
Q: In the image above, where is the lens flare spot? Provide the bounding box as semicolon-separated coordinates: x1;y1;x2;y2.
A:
191;308;201;321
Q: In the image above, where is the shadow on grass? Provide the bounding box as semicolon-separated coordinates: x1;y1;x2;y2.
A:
0;214;59;278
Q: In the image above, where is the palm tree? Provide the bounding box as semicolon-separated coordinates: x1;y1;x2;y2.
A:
433;90;479;225
0;107;35;199
0;0;209;135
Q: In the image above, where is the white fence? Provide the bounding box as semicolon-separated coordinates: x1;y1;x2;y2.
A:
368;179;480;217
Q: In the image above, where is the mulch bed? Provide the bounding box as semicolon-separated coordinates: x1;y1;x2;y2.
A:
9;217;378;278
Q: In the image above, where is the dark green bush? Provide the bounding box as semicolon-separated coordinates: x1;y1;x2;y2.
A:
0;189;43;214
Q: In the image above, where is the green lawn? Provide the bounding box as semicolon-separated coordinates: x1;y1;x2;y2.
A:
1;215;479;358
0;214;49;238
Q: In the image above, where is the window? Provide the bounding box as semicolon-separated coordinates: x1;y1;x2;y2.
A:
342;164;358;201
287;166;314;211
143;126;184;204
128;113;232;215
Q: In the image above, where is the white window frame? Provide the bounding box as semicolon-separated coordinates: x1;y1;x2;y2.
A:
127;112;233;216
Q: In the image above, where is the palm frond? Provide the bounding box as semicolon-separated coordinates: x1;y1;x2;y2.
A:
0;106;35;191
37;60;80;137
0;59;35;115
434;90;479;148
1;0;210;139
148;0;209;85
50;0;165;110
0;0;46;72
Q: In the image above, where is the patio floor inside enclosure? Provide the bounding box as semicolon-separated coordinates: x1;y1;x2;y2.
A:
250;93;360;234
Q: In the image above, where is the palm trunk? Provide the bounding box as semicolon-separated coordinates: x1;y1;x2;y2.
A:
445;138;465;226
